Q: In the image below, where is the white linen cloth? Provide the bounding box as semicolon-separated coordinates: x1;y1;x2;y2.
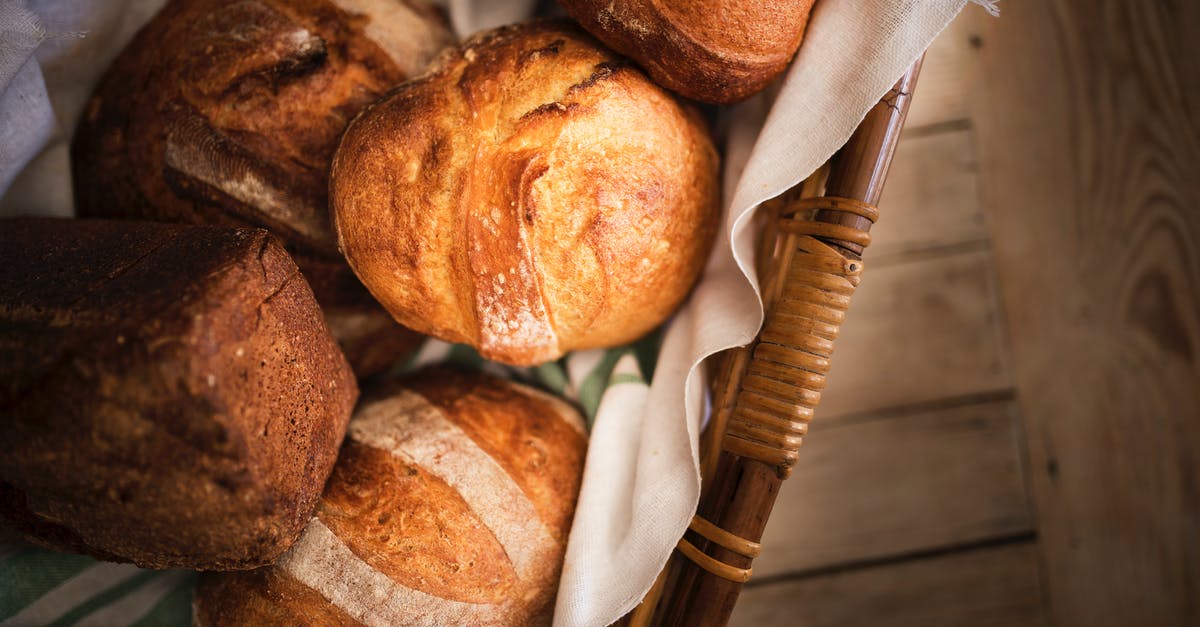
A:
0;1;993;625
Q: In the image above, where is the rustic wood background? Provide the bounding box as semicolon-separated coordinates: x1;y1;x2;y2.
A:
730;1;1200;624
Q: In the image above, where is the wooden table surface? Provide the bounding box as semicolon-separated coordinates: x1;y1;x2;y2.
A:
731;1;1200;625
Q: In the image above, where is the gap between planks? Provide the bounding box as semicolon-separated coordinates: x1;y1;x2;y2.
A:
730;540;1047;627
755;399;1034;578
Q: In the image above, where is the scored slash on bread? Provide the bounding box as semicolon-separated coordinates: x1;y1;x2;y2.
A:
331;19;719;366
70;0;455;376
196;368;587;626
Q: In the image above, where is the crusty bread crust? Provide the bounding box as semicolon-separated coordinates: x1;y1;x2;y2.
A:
0;218;358;570
196;368;587;625
70;0;454;375
331;19;719;365
558;0;817;104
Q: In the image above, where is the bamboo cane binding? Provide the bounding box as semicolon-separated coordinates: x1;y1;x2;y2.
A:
722;196;878;478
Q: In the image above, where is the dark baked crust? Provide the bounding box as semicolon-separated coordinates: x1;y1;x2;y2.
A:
0;218;358;570
70;0;452;375
331;19;719;365
558;0;817;104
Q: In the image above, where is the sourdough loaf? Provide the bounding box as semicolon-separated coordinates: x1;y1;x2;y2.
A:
0;218;358;570
331;19;720;366
71;0;455;375
558;0;817;104
195;368;588;625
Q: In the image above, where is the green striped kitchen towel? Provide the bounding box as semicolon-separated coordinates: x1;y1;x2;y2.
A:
0;337;654;626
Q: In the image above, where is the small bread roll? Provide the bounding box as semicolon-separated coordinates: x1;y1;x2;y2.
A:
558;0;817;104
331;20;719;366
0;218;358;570
71;0;456;375
195;368;588;626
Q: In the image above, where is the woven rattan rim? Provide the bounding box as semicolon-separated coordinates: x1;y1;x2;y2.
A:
675;538;753;583
720;196;879;478
784;195;880;221
688;515;762;559
780;196;880;247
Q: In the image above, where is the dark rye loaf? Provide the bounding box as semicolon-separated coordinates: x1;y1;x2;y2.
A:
0;218;358;570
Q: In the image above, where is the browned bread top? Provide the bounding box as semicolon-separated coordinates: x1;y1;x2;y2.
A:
196;367;587;625
72;0;452;255
0;218;358;570
70;0;451;375
558;0;817;103
331;19;720;365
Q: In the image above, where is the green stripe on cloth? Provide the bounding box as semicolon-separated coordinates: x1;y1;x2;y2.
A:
72;571;192;626
46;570;158;627
130;575;194;627
609;372;644;386
631;328;663;380
0;550;95;621
445;343;486;368
533;361;569;395
577;348;630;421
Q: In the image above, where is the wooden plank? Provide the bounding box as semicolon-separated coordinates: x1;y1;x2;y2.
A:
903;6;990;130
817;249;1011;419
968;1;1200;625
731;543;1047;627
872;129;987;261
756;400;1031;577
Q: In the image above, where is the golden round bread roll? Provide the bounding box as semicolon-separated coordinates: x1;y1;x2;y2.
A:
331;19;719;366
71;0;456;375
557;0;817;104
195;368;588;625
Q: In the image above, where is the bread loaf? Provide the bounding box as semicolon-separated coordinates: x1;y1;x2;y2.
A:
71;0;456;375
331;19;719;366
195;368;588;625
557;0;817;104
0;218;358;570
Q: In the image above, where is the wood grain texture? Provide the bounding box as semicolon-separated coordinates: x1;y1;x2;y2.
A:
730;543;1047;627
871;129;987;262
755;400;1031;577
970;1;1200;624
903;7;988;130
818;249;1011;419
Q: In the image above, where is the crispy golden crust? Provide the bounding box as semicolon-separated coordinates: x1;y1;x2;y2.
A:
197;568;360;627
410;369;587;541
558;0;817;104
331;19;719;365
194;368;587;626
71;0;452;375
319;442;520;603
0;218;358;570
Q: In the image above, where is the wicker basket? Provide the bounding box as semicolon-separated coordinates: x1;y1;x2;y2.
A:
623;57;925;627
